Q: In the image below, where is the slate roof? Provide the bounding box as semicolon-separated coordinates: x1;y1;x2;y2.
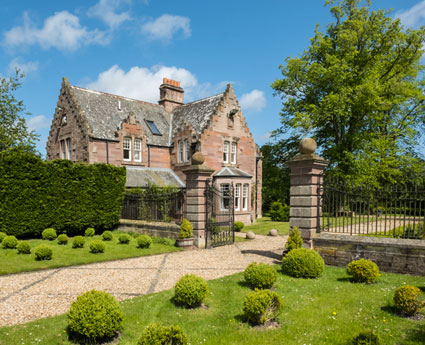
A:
214;167;252;178
69;86;171;146
125;166;185;188
171;93;224;136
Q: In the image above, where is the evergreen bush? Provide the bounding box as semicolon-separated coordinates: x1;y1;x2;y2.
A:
281;248;324;278
352;331;380;345
0;232;6;243
174;274;208;308
244;262;277;289
17;241;31;254
85;227;95;237
137;323;189;345
152;236;175;246
234;221;245;232
285;226;303;252
346;259;380;283
179;219;193;238
34;245;53;260
269;201;290;221
2;235;18;249
57;234;69;245
72;236;85;248
42;228;57;241
394;285;424;316
243;289;283;325
118;233;131;244
137;235;152;249
102;231;113;241
90;240;106;254
67;290;123;342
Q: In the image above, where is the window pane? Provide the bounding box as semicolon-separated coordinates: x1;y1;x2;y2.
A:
134;139;141;162
235;184;241;210
66;138;71;160
231;142;237;163
178;140;183;163
61;140;66;159
146;120;161;135
243;184;249;210
123;137;131;160
220;184;230;209
184;139;190;162
223;141;229;163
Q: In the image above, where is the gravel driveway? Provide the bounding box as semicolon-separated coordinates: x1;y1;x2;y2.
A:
0;234;286;327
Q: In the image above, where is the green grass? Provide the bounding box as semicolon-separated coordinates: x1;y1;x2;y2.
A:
0;232;181;276
241;217;289;236
1;266;424;345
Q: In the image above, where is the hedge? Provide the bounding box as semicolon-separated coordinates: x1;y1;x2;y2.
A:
0;150;126;238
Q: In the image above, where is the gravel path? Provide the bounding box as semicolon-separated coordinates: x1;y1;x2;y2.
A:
0;234;286;327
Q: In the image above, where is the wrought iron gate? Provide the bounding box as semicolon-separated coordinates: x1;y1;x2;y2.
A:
204;179;235;248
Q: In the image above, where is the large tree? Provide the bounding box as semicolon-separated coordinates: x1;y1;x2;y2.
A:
271;0;425;185
0;71;37;153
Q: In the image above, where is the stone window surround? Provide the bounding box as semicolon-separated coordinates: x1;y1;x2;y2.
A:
122;136;144;164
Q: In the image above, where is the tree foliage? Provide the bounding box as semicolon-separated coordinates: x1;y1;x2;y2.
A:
271;0;425;186
0;71;37;153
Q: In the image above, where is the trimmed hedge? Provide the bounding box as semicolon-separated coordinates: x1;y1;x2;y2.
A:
281;248;324;278
0;150;126;238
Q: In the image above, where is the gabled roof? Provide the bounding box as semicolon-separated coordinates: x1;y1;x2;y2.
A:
125;166;185;188
69;85;171;146
214;167;252;178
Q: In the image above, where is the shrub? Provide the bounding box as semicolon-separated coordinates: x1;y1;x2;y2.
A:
90;240;106;254
281;248;324;278
243;289;284;325
269;201;289;221
42;228;57;241
352;331;380;345
234;221;245;232
394;285;424;316
17;241;31;254
137;235;152;249
72;236;85;248
57;234;69;245
179;219;193;239
244;262;277;289
67;290;123;341
34;245;53;260
137;323;189;345
286;226;303;252
174;274;208;308
85;227;95;237
102;231;113;241
152;236;175;246
2;235;18;249
346;259;380;283
0;232;6;243
118;233;131;244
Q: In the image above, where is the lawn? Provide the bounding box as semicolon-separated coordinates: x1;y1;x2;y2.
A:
0;231;182;276
242;217;289;236
1;266;424;345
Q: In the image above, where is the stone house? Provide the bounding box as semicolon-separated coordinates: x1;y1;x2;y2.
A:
46;77;262;224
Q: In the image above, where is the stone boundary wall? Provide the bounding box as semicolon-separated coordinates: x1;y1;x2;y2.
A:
118;219;179;238
314;233;425;276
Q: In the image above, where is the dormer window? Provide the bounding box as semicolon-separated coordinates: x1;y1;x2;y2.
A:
146;120;162;135
223;141;229;163
123;137;131;161
184;139;190;163
231;142;237;164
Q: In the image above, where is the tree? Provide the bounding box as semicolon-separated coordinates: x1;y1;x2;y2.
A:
0;70;37;153
271;0;425;186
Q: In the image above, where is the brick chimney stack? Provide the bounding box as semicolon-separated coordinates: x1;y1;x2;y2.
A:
159;78;184;112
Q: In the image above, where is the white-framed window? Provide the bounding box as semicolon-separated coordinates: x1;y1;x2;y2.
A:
66;138;71;160
178;140;184;163
134;139;142;162
231;142;237;164
123;137;131;161
60;140;66;159
223;141;229;163
184;139;190;163
235;184;241;211
242;184;249;210
220;183;230;210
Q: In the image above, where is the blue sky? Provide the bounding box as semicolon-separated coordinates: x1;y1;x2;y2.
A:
1;0;424;156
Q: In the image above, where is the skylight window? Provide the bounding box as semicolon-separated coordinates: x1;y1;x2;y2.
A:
146;120;162;135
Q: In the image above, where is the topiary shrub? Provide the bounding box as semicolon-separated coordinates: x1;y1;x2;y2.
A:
118;233;131;244
67;290;123;342
285;226;303;252
394;285;424;316
57;234;69;245
179;219;193;239
244;262;277;289
269;201;290;221
281;248;324;278
234;221;245;232
243;289;284;325
42;228;57;241
346;259;380;283
102;231;113;241
17;241;31;254
34;245;53;261
85;227;95;237
174;274;208;308
352;331;380;345
72;236;85;248
90;240;106;254
0;232;6;243
137;235;152;249
2;235;18;249
137;323;189;345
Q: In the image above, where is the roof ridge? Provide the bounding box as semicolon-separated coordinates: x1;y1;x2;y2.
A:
177;92;224;108
70;85;163;108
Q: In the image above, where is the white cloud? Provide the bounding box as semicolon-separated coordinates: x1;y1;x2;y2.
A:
87;0;131;28
141;14;191;41
395;1;425;28
4;11;109;51
239;89;267;112
8;58;38;75
27;115;50;131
